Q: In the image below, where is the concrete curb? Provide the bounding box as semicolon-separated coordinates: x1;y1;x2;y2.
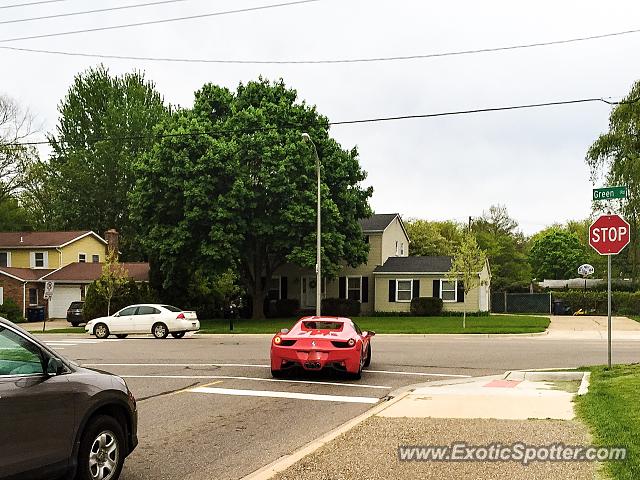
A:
195;331;550;338
241;391;410;480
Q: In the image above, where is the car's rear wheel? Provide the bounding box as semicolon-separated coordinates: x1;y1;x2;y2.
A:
71;322;80;327
152;322;169;339
271;369;286;378
76;415;125;480
171;331;185;339
94;323;109;339
364;344;372;367
115;334;128;339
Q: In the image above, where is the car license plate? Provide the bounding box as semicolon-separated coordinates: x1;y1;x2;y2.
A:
192;322;196;327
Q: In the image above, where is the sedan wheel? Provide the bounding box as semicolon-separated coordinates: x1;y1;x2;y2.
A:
152;322;169;339
115;334;128;339
94;323;109;339
171;331;185;339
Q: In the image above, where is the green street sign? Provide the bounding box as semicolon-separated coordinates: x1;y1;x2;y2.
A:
593;186;627;201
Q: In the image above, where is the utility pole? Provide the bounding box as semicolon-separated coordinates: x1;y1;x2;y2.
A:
302;133;322;317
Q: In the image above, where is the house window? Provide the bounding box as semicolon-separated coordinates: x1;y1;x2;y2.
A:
0;252;10;267
78;253;86;263
92;254;100;263
347;276;362;302
395;241;399;256
29;288;38;306
400;242;404;256
32;252;47;268
440;280;457;302
267;276;281;300
80;285;86;301
364;235;369;244
396;279;413;302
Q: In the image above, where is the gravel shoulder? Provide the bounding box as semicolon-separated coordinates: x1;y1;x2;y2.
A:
274;416;597;480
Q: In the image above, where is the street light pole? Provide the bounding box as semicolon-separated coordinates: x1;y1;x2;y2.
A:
302;133;321;316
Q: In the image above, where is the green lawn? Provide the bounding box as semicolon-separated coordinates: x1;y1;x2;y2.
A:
575;364;640;480
197;315;550;334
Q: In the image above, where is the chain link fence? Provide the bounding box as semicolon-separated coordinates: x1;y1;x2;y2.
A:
491;292;552;314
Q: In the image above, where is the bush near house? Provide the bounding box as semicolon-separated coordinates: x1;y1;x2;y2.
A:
553;290;640;315
321;298;361;317
0;299;24;323
410;297;444;316
271;299;300;318
83;280;158;320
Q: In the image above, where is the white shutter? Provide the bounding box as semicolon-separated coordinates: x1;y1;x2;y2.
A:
43;252;49;268
30;252;36;268
0;287;3;305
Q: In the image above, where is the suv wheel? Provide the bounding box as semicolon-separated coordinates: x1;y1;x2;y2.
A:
152;322;169;339
76;415;125;480
94;323;109;339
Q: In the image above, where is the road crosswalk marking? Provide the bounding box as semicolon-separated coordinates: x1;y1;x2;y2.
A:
189;386;379;404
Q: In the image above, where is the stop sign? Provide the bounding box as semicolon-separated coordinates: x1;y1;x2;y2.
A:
589;214;631;255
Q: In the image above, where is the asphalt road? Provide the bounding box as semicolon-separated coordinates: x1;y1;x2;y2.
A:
35;332;640;480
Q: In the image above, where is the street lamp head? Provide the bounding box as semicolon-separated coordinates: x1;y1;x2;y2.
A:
301;132;311;142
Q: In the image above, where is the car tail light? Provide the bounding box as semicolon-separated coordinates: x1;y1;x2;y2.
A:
176;313;185;319
347;338;356;347
273;336;282;345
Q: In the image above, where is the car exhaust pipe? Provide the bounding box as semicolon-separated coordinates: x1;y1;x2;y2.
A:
304;362;321;369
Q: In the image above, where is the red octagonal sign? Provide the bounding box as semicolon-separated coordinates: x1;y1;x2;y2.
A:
589;214;631;255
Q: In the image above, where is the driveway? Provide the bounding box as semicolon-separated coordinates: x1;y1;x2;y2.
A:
548;315;640;339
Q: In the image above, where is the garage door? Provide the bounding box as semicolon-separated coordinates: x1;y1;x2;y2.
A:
49;286;82;319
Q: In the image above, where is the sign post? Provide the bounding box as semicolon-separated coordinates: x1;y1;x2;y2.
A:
589;214;630;368
43;281;54;333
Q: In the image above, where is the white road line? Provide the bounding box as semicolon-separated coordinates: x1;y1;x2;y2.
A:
189;386;379;404
82;363;470;378
120;375;391;389
83;363;270;368
364;369;471;378
45;343;77;347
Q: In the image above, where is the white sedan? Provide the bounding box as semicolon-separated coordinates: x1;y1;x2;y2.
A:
85;304;200;339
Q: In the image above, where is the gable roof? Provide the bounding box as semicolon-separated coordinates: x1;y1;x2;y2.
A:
41;262;149;282
0;231;107;248
374;256;454;274
0;267;54;281
358;214;400;233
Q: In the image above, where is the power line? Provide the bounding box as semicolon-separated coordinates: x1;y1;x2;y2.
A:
0;0;65;9
1;26;639;63
0;0;322;43
5;96;635;148
0;0;198;25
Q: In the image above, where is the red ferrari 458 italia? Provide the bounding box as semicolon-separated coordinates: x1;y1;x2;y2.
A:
270;316;375;379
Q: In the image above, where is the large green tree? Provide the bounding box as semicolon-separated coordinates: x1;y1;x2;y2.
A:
529;229;586;280
131;79;372;318
405;219;464;256
45;65;169;258
472;205;532;290
586;80;640;280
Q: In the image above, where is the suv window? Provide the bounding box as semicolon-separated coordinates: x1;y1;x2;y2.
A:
136;306;160;315
117;306;138;316
0;326;44;376
69;301;84;309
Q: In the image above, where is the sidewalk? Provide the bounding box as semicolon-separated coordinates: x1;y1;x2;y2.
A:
255;372;598;480
19;318;74;332
548;315;640;340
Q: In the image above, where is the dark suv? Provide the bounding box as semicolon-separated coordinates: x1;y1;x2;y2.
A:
67;301;85;327
0;316;137;480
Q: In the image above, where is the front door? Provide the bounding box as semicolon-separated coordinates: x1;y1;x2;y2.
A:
301;276;317;309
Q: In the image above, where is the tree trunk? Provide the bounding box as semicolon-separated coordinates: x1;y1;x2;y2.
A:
463;300;466;329
251;282;265;320
107;297;111;316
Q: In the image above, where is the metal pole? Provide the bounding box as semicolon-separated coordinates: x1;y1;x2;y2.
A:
608;253;612;368
315;146;321;317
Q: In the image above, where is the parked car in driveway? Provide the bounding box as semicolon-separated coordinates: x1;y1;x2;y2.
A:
85;304;200;339
0;316;137;480
270;316;375;379
67;300;85;326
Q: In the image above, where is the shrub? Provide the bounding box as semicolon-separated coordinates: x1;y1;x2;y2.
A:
273;299;299;318
0;298;24;323
321;298;361;317
410;297;443;316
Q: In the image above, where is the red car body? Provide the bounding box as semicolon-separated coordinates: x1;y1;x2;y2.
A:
270;316;375;379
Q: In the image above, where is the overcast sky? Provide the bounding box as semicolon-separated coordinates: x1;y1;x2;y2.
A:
2;0;639;234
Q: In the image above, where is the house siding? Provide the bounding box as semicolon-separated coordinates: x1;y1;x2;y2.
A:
9;248;60;269
60;235;106;265
374;274;481;313
380;217;409;263
0;275;25;315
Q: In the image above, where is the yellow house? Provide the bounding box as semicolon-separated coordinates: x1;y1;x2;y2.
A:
272;214;491;314
0;230;148;319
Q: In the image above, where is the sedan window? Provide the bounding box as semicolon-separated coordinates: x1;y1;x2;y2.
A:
0;326;44;376
136;306;160;315
117;307;138;316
